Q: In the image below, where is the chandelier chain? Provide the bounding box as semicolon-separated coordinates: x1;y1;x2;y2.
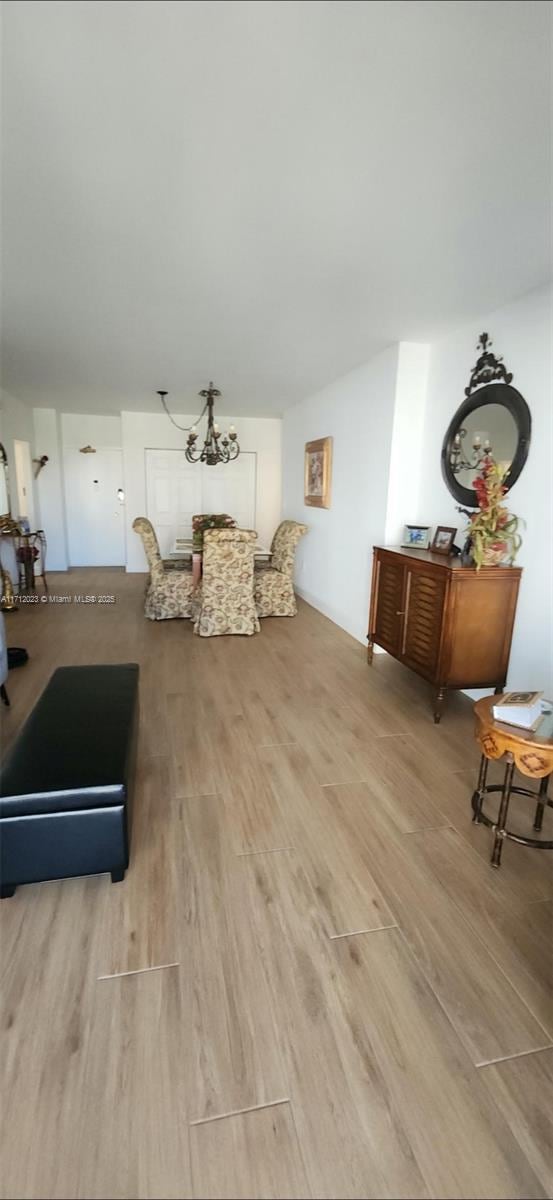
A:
157;391;208;433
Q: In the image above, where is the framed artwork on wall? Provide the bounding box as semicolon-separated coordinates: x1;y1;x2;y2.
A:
304;437;332;508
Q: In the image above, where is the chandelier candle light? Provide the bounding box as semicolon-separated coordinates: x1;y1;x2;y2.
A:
450;428;493;474
157;383;240;466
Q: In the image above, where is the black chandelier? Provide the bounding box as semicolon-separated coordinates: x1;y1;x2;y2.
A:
157;383;240;465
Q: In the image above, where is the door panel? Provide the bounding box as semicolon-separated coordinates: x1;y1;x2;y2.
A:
374;558;404;656
145;451;256;557
145;450;202;557
401;568;447;680
200;455;256;531
64;448;125;566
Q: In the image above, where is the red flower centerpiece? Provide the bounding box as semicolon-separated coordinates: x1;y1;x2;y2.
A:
462;458;522;569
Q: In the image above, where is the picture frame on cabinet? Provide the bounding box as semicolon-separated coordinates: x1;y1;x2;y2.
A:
401;524;431;550
431;525;457;556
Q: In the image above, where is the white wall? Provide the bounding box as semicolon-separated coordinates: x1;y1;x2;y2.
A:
414;284;553;695
122;411;282;572
33;408;68;570
384;342;430;545
0;389;36;582
282;347;399;643
61;413;122;451
282;284;552;698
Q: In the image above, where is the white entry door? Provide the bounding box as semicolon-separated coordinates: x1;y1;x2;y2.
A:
145;450;256;555
64;447;126;566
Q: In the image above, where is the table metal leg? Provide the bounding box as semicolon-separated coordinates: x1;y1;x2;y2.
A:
533;774;550;833
491;760;515;868
472;754;489;824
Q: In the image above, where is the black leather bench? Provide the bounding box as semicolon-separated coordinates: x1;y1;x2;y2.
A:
0;663;139;897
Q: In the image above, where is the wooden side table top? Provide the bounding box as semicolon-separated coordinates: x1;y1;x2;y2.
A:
474;694;553;778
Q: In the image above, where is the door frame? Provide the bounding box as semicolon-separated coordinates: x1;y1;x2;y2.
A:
13;440;36;529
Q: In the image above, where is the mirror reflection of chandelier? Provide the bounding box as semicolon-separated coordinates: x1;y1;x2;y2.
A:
450;427;493;475
157;383;240;466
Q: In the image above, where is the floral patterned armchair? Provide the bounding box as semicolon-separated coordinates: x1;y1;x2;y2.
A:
254;520;308;617
192;528;260;637
132;517;195;620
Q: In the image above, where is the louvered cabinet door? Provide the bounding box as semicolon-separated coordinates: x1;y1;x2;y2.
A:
373;556;405;657
400;567;447;681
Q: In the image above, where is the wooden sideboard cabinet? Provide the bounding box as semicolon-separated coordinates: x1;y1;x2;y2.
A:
367;546;522;722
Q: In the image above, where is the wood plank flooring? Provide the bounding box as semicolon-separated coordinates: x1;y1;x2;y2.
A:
1;567;552;1199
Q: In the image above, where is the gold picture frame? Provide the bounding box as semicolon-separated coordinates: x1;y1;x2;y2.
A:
304;437;332;508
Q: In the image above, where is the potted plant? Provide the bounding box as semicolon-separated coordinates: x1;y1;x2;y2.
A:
458;459;522;569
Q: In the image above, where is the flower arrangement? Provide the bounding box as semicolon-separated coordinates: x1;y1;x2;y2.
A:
191;512;236;552
459;458;522;569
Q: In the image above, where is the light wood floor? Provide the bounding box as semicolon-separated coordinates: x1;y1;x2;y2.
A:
1;568;552;1200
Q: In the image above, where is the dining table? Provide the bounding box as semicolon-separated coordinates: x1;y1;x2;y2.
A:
168;536;270;588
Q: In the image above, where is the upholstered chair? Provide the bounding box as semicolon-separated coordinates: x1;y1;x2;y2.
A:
192;528;260;637
0;612;9;706
254;519;308;617
132;517;195;620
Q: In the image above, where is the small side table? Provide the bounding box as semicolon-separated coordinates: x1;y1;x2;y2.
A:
472;695;553;867
16;530;48;595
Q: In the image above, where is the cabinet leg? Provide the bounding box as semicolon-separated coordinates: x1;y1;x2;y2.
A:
533;774;549;832
433;686;446;724
494;684;504;695
491;760;514;868
367;639;374;665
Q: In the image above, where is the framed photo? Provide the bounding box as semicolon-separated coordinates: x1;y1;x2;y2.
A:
304;437;332;508
401;524;431;550
431;525;457;556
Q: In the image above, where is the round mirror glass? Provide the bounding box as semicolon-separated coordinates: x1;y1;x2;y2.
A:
451;402;519;490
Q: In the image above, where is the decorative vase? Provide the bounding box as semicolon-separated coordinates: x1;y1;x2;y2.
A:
481;543;509;567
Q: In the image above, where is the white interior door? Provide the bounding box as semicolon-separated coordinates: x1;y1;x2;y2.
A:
64;448;126;566
145;450;203;556
145;450;256;554
201;454;256;531
13;440;36;529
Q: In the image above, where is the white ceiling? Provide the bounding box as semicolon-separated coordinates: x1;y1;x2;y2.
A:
1;0;551;416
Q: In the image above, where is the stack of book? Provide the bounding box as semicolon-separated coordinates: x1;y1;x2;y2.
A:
492;691;545;731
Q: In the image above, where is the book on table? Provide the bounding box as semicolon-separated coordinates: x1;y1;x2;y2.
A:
492;691;544;730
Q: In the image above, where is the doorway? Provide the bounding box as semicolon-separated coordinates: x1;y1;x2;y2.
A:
13;440;36;529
